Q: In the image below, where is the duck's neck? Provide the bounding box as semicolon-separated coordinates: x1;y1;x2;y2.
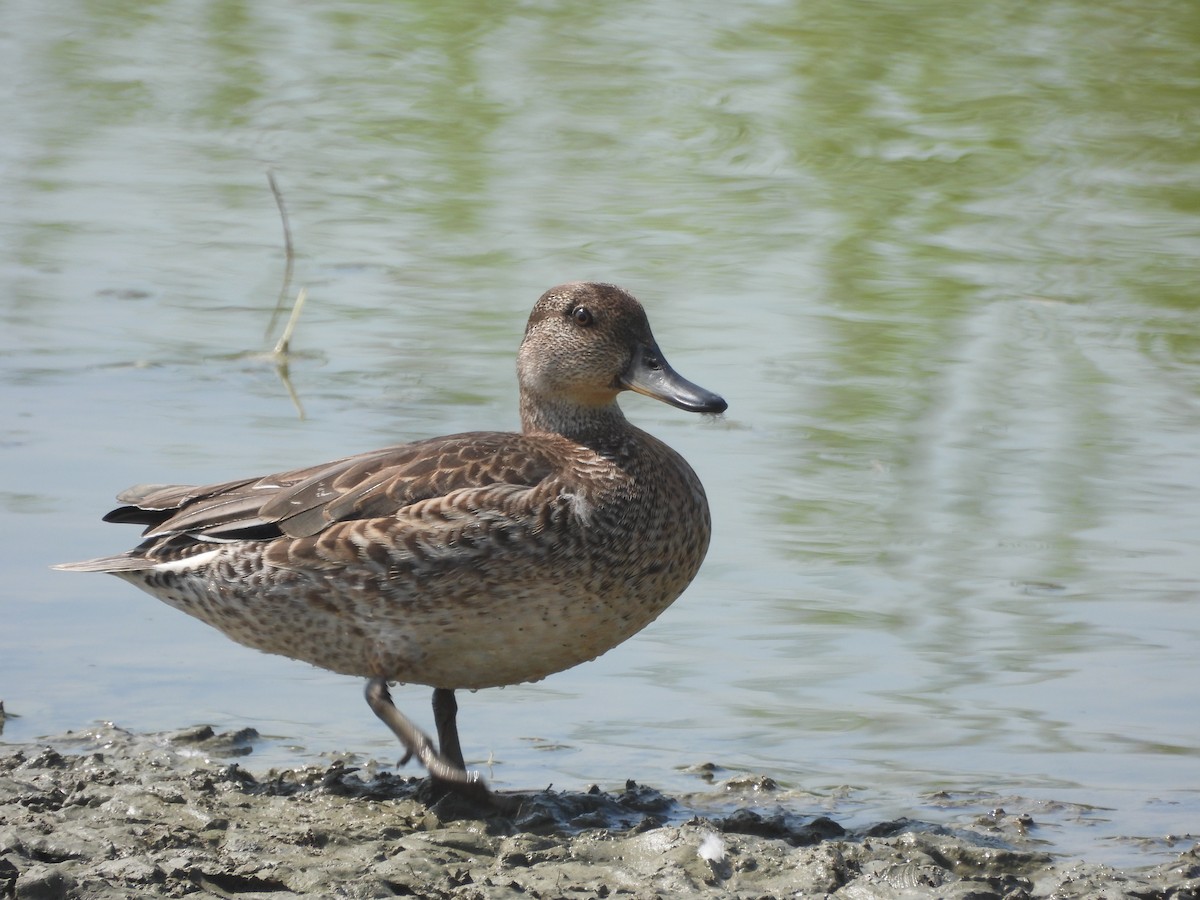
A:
520;392;632;448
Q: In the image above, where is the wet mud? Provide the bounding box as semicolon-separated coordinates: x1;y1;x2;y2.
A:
1;724;1197;899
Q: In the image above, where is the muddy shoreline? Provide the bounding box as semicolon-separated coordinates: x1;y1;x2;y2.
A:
1;724;1197;899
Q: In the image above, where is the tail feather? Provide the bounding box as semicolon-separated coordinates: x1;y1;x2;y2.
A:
52;555;157;574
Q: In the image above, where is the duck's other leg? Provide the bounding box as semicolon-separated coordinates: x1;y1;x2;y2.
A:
432;688;465;771
364;678;488;796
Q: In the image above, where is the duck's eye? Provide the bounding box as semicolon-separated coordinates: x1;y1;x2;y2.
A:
570;306;594;327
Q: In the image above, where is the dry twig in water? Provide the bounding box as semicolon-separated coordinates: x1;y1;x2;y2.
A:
265;170;296;339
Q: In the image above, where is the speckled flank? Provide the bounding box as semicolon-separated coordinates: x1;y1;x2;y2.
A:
57;283;725;696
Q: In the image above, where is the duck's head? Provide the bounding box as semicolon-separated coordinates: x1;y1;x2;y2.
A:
518;282;726;434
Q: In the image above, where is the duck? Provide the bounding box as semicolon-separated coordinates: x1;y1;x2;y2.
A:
55;281;727;800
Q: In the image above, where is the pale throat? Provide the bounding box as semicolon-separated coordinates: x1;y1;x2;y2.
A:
518;389;629;443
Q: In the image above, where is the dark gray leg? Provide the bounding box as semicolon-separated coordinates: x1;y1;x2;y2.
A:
432;688;465;771
364;678;489;798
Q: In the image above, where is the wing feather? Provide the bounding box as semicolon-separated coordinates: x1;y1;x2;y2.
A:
102;432;560;543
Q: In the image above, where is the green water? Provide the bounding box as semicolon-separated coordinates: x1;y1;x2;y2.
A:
3;0;1198;865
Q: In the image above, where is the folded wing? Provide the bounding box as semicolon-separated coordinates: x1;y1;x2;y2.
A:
57;432;560;572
